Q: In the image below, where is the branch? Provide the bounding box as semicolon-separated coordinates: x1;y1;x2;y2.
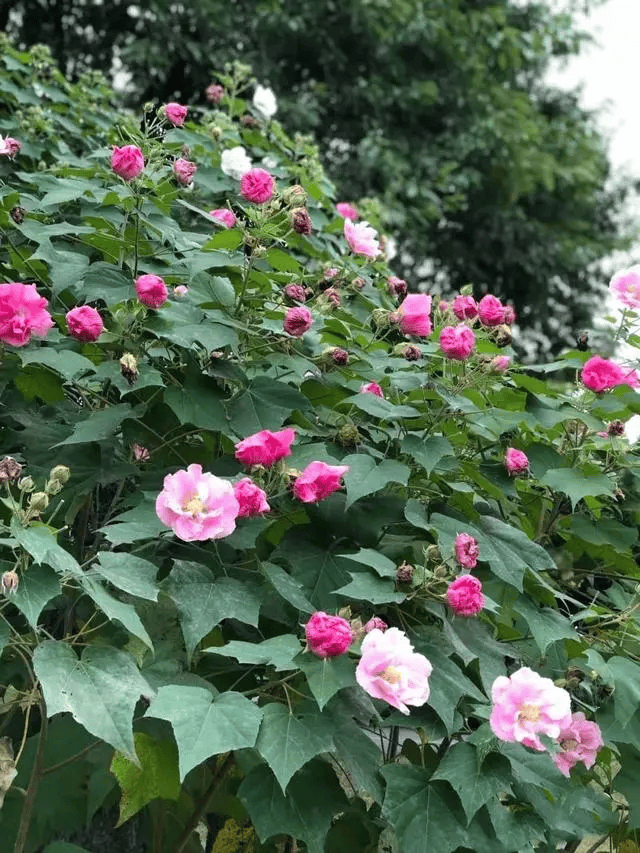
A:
175;753;234;853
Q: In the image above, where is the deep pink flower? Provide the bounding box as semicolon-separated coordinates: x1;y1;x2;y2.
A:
164;102;188;126
336;202;359;220
439;324;475;360
454;533;479;569
491;355;511;373
502;304;517;325
233;477;270;517
283;306;313;336
111;145;144;181
240;168;275;203
135;274;168;308
504;447;529;475
293;461;349;503
210;208;236;229
206;83;224;104
234;428;296;467
477;294;505;326
356;627;432;715
0;136;21;157
155;463;239;541
552;712;603;776
305;611;353;658
609;265;640;310
283;284;307;302
581;355;639;393
65;305;103;342
360;382;384;398
397;293;432;336
173;157;197;186
344;219;380;259
331;347;348;365
490;666;572;751
452;295;478;320
446;575;484;616
387;276;407;298
0;282;54;346
364;617;388;633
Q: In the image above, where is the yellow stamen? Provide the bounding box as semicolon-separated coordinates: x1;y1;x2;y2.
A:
518;703;540;723
560;738;578;752
379;665;402;685
183;495;204;515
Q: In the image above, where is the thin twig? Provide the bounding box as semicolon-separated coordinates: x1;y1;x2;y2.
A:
13;696;48;853
175;753;234;853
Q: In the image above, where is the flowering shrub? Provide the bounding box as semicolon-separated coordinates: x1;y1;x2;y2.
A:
2;41;640;853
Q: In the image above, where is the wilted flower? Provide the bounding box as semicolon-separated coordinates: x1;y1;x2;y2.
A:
364;617;388;633
283;284;307;302
387;276;407;298
119;353;138;385
173;285;188;298
206;83;224;104
1;571;19;595
552;712;603;776
0;135;21;157
291;207;312;235
283;306;313;336
330;347;349;365
132;443;150;462
360;382;384;398
0;457;23;484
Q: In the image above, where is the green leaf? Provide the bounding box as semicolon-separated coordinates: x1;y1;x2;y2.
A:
11;564;61;628
255;703;335;792
145;685;262;780
0;620;10;657
163;561;260;659
80;577;153;649
110;732;180;825
163;377;227;431
33;640;151;760
433;743;512;824
205;635;302;672
260;561;315;613
55;403;137;446
155;321;237;351
95;551;159;601
334;570;405;604
337;548;398;578
608;656;640;727
19;349;96;380
412;643;485;732
82;262;134;303
540;467;615;509
327;705;384;801
402;434;454;474
346;394;420;420
10;520;82;577
273;532;351;610
296;652;356;710
515;597;579;653
228;376;311;435
613;744;640;828
342;455;410;509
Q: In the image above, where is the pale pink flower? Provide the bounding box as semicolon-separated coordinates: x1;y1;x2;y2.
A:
491;355;511;373
477;294;505;326
135;274;168;308
0;135;21;157
0;282;54;346
65;305;103;342
581;355;640;393
173;157;197;186
111;145;144;181
503;304;517;325
233;477;270;517
609;265;640;311
240;168;275;203
552;712;603;776
360;382;384;398
344;219;380;259
173;285;188;298
155;463;239;541
397;293;432;336
452;295;478;320
325;268;339;279
210;208;236;229
336;202;359;220
454;533;479;569
305;611;353;658
364;617;388;633
356;627;432;715
293;461;349;503
234;427;296;467
283;284;307;302
206;83;224;104
283;306;313;336
164;102;188;126
504;447;529;475
387;276;407;298
446;575;484;616
439;324;475;360
490;666;572;751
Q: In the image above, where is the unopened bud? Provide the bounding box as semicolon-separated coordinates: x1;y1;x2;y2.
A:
330;347;349;366
291;207;312;236
18;476;35;492
210;125;223;140
143;101;155;113
120;353;138;385
337;423;360;446
425;545;441;563
0;457;23;484
282;184;307;205
1;571;19;595
28;491;49;513
10;206;25;225
241;114;260;129
206;83;225;105
371;308;393;329
49;465;70;484
396;562;414;584
433;564;448;578
45;479;63;496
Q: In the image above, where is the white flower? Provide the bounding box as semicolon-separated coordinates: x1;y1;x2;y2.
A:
0;135;8;155
220;146;252;181
253;85;277;119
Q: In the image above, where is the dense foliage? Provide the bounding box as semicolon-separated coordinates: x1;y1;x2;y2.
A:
3;0;633;355
3;37;640;853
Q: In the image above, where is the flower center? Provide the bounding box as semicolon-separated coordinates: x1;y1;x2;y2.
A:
182;495;204;515
379;665;402;685
560;738;578;752
518;703;540;723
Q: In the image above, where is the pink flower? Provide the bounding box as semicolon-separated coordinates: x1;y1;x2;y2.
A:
283;284;307;302
552;712;603;777
452;295;478;320
173;157;197;186
173;285;188;298
356;627;432;715
132;443;150;462
240;168;275;203
344;219;380;259
581;355;640;393
65;305;103;342
233;477;270;517
438;300;449;312
477;294;505;326
325;267;339;280
155;463;239;541
206;83;224;104
439;324;475;360
283;306;313;336
305;611;353;658
360;382;384;398
609;265;640;310
503;304;516;325
387;276;407;298
454;533;479;569
491;355;511;373
504;447;529;475
446;575;485;616
336;202;359;220
135;274;168;308
490;666;572;751
397;293;432;336
0;282;54;346
235;427;296;467
364;617;388;633
210;208;236;229
111;145;144;181
164;102;188;126
0;136;21;157
293;461;349;503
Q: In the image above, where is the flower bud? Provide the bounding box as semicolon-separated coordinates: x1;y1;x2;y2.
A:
425;545;441;564
49;465;70;484
120;353;139;385
396;562;414;584
1;571;19;595
291;207;312;235
241;114;260;129
28;491;49;513
371;308;393;329
282;184;307;205
394;343;421;361
337;424;361;446
330;347;349;365
434;564;448;578
0;457;23;484
18;476;35;492
45;479;63;496
210;126;223;140
352;277;366;291
607;420;625;437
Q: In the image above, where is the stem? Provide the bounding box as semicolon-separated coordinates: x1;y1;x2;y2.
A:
14;696;48;853
41;739;102;776
175;753;234;853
